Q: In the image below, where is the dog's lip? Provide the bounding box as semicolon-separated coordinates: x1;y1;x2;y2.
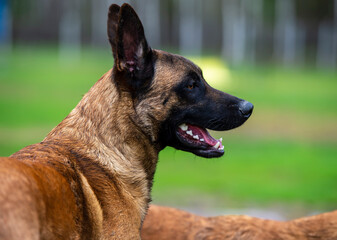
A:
175;123;224;152
194;148;225;158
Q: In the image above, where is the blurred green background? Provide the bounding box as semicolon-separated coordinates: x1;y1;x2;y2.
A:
0;0;337;220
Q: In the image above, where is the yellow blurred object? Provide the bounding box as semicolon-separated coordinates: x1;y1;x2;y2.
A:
190;57;231;89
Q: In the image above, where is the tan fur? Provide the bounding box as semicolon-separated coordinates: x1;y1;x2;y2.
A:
0;46;209;239
78;172;103;239
141;205;337;240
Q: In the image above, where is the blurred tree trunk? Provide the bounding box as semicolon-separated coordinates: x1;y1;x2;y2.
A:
333;0;337;68
317;22;334;68
179;0;202;56
274;0;297;66
246;0;263;64
316;0;337;68
91;0;109;47
59;0;81;62
135;0;160;48
222;0;246;66
222;0;234;63
232;0;246;66
296;24;306;66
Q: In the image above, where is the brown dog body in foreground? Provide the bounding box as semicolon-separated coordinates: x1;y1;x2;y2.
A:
142;205;337;240
0;3;253;240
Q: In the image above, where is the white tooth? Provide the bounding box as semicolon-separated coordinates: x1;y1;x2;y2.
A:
193;135;199;140
200;139;204;142
179;123;188;131
219;138;223;143
186;130;193;136
213;142;220;149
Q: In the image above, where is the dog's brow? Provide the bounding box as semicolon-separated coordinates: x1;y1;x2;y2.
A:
187;71;201;81
194;66;203;78
197;66;202;75
199;68;203;77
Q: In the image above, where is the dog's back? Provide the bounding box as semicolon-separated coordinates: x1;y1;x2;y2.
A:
0;144;82;239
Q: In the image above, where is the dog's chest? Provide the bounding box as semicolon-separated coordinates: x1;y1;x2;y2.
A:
78;164;148;239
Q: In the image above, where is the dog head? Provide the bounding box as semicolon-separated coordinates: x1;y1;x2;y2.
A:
107;4;253;158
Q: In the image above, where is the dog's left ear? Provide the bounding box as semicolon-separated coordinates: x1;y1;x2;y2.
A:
108;3;154;89
107;4;121;59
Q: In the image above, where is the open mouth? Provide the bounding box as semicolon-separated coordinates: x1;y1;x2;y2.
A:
176;123;224;158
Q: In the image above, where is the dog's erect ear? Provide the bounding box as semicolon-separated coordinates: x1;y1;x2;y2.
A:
107;4;120;59
114;4;153;87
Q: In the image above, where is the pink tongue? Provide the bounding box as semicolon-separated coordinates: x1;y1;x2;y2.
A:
187;125;218;146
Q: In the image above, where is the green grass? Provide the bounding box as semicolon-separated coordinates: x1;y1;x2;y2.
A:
0;45;336;209
0;46;113;127
153;140;337;207
229;66;337;115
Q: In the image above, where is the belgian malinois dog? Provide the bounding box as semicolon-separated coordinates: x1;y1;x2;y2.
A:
0;3;253;240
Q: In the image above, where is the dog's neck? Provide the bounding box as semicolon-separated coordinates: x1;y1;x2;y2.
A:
45;69;160;216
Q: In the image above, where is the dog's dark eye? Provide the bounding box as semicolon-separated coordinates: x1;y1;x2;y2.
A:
186;82;197;90
187;84;194;90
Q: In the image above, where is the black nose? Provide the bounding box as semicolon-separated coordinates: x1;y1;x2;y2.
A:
238;101;254;118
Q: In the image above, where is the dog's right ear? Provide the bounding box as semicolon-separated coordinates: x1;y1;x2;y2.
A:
107;4;121;59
